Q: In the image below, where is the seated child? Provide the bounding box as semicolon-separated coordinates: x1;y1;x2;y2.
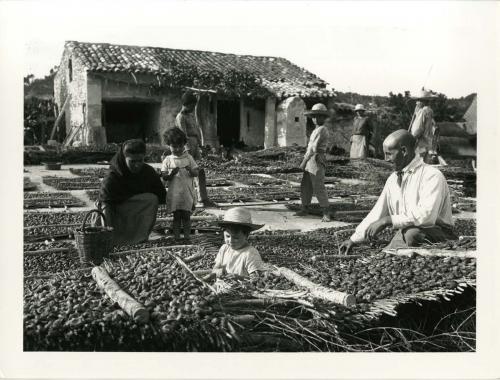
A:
211;207;267;279
161;127;199;241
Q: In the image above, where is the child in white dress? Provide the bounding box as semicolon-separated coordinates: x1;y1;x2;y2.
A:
161;128;199;241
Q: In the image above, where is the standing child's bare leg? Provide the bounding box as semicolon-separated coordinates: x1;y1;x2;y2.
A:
181;210;192;240
172;210;182;240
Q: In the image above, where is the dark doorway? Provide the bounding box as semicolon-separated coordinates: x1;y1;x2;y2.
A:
102;100;160;143
217;100;240;147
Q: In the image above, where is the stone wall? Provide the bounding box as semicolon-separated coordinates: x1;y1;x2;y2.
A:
158;91;183;144
240;97;265;147
53;48;88;144
276;97;307;147
196;94;218;148
264;97;277;148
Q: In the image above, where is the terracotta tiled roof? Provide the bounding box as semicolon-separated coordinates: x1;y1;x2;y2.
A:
65;41;332;98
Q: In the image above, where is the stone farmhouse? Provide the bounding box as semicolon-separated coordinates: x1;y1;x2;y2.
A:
54;41;334;148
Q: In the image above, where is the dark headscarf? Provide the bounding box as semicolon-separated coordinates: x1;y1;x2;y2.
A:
99;140;166;204
182;91;197;106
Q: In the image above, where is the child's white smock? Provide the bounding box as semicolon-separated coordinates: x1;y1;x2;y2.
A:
161;152;198;213
214;244;265;277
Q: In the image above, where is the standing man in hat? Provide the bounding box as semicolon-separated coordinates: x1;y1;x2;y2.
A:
350;104;373;159
339;129;456;255
408;88;437;162
295;103;332;222
173;91;214;207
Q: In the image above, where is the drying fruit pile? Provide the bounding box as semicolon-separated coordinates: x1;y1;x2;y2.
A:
206;186;302;203
24;271;166;351
329;182;385;197
24;241;74;252
228;174;287;186
441;166;476;198
206;187;258;203
24;196;86;209
24;226;76;241
303;253;475;304
69;167;109;178
453;218;476;236
24;211;85;227
111;240;199;254
252;234;342;266
24;192;75;200
205;178;234;187
23;249;346;352
286;201;375;223
273;173;339;184
42;176;102;190
23;251;240;351
85;190;100;201
24;250;89;277
451;197;476;213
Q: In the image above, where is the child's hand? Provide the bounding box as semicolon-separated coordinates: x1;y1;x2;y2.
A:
169;167;180;176
185;166;199;177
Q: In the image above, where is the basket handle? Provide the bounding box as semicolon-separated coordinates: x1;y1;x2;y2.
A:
82;209;108;230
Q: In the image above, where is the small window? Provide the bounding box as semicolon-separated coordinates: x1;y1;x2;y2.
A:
247;112;251;130
295;116;299;122
68;59;73;82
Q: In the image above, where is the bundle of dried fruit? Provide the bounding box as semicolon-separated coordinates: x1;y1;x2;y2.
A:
42;176;101;190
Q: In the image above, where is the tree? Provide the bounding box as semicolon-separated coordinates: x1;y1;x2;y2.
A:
24;74;35;86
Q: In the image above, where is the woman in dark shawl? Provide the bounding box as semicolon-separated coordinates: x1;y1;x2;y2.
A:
97;139;166;246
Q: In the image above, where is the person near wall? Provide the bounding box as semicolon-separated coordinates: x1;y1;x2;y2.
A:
339;130;457;254
97;139;166;246
173;91;214;207
350;104;373;159
295;103;333;222
408;88;437;162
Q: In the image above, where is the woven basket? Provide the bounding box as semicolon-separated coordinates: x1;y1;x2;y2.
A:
74;209;113;265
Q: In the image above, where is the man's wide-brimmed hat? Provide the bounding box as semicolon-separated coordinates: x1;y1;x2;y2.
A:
304;103;329;117
413;88;438;100
354;104;366;112
217;207;264;231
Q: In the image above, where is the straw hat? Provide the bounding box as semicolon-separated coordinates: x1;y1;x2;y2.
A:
304;103;329;117
217;207;264;231
354;104;366;112
413;88;438;100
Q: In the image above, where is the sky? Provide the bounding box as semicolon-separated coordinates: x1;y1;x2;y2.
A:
14;1;499;98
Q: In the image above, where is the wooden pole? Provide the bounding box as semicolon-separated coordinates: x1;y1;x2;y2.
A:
383;248;476;259
277;266;356;307
24;247;70;256
50;95;71;141
311;254;361;262
110;245;194;257
91;266;149;323
156;215;219;222
24;223;80;231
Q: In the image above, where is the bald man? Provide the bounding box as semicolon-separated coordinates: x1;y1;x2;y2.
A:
340;129;456;254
